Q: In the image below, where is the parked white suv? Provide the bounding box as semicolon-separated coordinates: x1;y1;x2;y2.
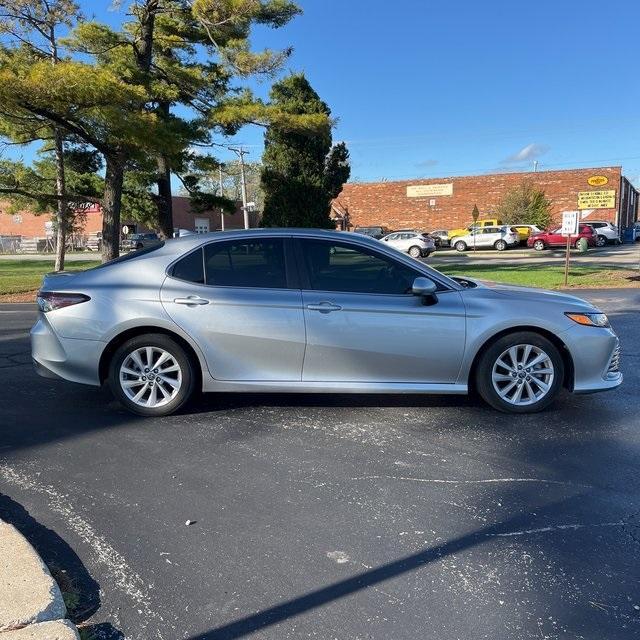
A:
453;226;519;252
380;231;436;258
585;221;621;246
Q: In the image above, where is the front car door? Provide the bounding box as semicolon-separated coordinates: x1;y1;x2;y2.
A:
295;238;466;384
161;237;306;381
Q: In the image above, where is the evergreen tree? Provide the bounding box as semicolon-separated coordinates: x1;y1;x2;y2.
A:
261;74;350;228
0;0;82;269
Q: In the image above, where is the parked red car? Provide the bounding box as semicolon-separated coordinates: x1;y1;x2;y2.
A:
527;224;596;251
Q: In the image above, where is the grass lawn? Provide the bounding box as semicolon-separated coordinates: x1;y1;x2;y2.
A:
0;259;100;297
437;263;640;289
0;258;638;301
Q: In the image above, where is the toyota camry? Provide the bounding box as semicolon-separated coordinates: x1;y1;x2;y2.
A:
31;229;622;416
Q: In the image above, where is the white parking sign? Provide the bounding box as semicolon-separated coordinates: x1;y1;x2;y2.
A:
561;211;580;236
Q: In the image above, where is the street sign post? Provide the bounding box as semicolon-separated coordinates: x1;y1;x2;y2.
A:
561;211;580;286
471;204;480;252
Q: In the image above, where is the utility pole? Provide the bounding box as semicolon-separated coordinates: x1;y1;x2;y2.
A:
228;146;250;229
218;164;225;231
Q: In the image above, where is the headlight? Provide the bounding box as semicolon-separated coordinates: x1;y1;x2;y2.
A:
565;312;610;327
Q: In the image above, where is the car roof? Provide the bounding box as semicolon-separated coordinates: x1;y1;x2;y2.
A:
157;227;386;253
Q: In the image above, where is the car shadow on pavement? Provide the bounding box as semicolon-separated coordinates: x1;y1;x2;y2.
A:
0;493;124;639
188;390;482;414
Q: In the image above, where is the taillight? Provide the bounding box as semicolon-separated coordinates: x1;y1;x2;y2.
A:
36;291;90;312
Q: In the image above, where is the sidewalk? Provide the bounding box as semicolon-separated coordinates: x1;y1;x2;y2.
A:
0;520;79;639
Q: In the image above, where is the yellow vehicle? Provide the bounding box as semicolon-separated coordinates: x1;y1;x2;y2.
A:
510;224;545;243
447;218;503;244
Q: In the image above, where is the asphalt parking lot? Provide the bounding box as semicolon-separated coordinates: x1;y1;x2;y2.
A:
1;290;639;640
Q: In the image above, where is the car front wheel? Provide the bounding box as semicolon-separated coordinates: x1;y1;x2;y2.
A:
533;239;545;251
454;241;467;252
595;235;607;247
108;334;195;417
475;331;564;413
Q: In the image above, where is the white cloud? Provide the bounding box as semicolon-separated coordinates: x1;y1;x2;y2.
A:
415;159;438;168
502;143;549;164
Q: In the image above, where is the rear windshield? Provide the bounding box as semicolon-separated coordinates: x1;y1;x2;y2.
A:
89;242;165;270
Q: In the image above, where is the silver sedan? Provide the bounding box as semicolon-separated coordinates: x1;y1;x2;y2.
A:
31;229;622;416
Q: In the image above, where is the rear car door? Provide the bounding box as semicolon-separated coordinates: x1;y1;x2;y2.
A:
161;237;305;381
295;238;466;383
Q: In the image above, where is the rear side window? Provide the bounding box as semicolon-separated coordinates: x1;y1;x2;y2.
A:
171;248;204;284
204;239;287;288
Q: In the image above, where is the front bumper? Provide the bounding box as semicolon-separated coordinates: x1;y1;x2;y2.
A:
563;325;623;393
31;313;104;387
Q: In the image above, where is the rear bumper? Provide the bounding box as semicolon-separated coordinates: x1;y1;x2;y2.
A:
31;313;103;387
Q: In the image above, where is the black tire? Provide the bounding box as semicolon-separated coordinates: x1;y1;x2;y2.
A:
136;243;143;250
494;239;507;251
408;245;422;258
595;235;606;248
533;239;545;251
108;333;196;417
454;240;467;252
475;331;564;414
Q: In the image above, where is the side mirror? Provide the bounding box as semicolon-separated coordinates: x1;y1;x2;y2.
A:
412;276;438;303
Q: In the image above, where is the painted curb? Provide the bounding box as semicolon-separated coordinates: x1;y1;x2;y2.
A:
0;520;70;632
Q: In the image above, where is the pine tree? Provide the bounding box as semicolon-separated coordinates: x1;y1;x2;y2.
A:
260;74;350;228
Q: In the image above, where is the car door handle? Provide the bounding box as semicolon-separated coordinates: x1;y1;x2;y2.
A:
174;296;210;306
307;302;342;313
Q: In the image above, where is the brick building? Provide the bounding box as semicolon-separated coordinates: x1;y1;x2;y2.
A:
331;166;638;233
0;196;257;250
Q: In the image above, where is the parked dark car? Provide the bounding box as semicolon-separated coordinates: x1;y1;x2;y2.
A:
124;232;162;251
429;230;450;247
352;226;392;240
527;224;596;251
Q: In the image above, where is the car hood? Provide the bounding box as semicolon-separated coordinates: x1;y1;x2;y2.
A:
462;278;599;311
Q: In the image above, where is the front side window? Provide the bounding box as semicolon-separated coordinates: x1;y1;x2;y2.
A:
204;238;287;288
301;239;422;295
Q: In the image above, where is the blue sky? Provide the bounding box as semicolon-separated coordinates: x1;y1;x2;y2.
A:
244;0;640;184
12;0;640;185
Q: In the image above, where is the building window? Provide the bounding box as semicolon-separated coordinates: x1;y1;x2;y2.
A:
194;218;210;234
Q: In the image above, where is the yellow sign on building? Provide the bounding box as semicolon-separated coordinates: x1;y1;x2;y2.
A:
577;190;616;210
587;175;609;186
407;183;453;197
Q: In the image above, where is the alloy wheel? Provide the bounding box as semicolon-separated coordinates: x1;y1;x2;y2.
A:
491;344;555;406
119;346;183;408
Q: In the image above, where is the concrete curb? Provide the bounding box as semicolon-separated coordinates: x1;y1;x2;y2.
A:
0;520;79;638
0;620;79;639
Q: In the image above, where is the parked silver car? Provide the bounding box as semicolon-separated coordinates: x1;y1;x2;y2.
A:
380;231;436;257
453;225;519;252
31;229;622;416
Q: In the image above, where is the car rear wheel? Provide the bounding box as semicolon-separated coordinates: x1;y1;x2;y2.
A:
108;334;195;417
533;239;545;251
595;235;607;247
494;239;507;251
408;245;422;258
454;241;467;252
475;331;564;413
